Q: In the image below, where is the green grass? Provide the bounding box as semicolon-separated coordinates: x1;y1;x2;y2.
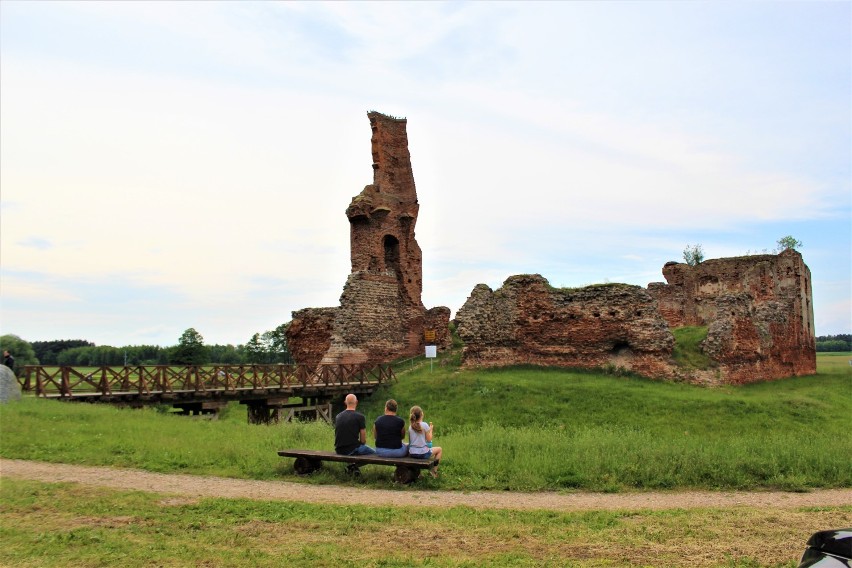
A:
814;351;852;371
672;326;713;370
2;478;849;567
1;353;849;492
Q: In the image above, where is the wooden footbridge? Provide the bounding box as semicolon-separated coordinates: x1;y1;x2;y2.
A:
18;364;396;424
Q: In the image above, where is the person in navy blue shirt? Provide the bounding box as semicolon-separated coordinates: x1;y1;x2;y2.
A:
373;399;408;457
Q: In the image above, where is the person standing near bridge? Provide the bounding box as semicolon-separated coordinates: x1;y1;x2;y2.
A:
3;351;14;373
334;393;375;456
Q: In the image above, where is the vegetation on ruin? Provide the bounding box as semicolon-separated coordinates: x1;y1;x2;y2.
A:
776;234;803;252
2;354;849;494
552;282;639;293
682;243;705;266
671;326;713;370
448;321;464;348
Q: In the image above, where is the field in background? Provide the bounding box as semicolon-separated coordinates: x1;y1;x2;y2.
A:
1;353;849;492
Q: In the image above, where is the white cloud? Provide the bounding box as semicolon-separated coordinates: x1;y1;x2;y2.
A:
1;1;848;343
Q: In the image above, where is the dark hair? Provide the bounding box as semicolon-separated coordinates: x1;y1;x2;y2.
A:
385;399;398;413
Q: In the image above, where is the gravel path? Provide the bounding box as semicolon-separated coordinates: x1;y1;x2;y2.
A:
3;458;851;511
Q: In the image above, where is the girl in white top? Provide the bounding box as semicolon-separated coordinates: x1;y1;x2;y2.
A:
408;405;443;478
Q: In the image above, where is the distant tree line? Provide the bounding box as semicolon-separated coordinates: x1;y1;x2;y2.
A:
7;328;847;367
815;334;851;352
2;323;291;368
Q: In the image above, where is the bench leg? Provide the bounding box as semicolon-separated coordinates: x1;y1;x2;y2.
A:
394;465;420;484
293;457;322;475
345;463;362;477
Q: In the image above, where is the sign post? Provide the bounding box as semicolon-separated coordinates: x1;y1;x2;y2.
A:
425;345;437;372
424;329;437;372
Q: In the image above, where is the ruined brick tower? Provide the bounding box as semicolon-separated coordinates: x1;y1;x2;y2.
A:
345;112;423;310
286;112;449;368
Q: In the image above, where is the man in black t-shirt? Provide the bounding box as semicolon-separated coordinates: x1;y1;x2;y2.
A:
334;393;376;456
373;399;408;458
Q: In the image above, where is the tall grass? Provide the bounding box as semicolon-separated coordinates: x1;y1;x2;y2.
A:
1;354;849;491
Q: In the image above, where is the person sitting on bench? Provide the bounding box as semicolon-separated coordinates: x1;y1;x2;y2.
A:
334;393;376;456
373;399;408;458
408;405;442;478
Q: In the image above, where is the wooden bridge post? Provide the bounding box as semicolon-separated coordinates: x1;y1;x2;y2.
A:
246;404;278;425
61;368;71;397
244;397;290;425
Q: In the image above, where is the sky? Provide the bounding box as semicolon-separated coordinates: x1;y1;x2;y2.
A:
1;1;850;348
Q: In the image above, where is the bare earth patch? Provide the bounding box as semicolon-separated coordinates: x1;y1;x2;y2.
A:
2;458;850;512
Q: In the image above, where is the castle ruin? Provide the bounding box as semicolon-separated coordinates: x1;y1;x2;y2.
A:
455;275;676;379
286;112;450;368
647;249;816;383
455;250;816;385
286;111;816;386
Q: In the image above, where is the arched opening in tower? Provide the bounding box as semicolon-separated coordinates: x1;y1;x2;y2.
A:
383;235;400;276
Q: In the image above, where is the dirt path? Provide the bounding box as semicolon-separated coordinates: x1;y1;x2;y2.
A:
3;458;851;511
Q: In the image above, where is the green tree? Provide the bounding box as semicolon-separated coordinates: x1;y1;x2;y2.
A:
815;334;851;352
776;235;803;252
0;334;39;368
267;322;291;363
245;333;265;364
208;344;242;364
31;339;93;365
682;243;704;266
57;346;93;366
170;328;209;365
816;340;849;352
127;345;167;365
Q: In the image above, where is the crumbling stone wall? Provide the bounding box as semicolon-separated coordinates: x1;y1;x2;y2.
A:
455;275;675;378
425;306;452;348
286;307;336;369
456;250;815;385
648;249;816;383
287;112;450;367
321;271;419;365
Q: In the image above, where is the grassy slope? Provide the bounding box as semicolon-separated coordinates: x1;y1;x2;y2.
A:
1;354;849;492
671;325;712;369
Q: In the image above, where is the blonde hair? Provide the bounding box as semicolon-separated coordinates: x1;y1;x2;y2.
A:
409;405;423;433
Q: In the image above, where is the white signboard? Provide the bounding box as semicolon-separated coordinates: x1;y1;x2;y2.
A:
425;345;437;358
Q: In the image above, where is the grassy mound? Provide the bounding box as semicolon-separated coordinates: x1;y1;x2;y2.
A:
672;326;713;370
1;354;849;492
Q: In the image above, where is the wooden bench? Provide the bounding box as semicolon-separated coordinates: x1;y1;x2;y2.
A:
278;449;437;484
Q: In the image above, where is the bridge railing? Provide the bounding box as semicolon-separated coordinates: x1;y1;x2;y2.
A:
19;364;396;398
